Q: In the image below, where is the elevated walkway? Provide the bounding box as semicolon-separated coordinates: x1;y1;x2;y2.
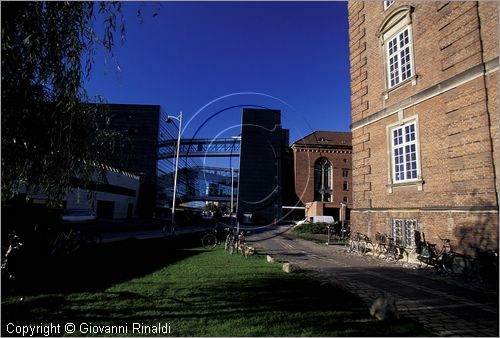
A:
158;138;240;159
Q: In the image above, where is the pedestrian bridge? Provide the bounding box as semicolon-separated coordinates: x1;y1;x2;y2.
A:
158;138;240;159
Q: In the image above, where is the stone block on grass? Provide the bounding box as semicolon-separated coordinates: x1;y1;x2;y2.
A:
282;262;300;273
369;293;399;321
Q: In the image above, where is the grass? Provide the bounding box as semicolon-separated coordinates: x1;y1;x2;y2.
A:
2;239;432;336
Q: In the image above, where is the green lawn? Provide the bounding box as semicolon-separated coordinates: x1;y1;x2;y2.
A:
3;241;431;336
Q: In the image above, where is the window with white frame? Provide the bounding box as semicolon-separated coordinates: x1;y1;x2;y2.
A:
393;218;417;248
384;1;395;10
391;121;419;183
387;26;413;88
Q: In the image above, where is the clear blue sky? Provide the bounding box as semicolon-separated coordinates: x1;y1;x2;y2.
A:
85;1;351;150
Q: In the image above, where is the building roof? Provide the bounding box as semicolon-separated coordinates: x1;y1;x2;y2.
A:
292;131;352;149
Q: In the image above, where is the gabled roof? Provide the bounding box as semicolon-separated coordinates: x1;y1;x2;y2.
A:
292;131;352;148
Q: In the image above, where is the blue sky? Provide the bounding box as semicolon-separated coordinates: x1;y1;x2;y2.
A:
85;1;351;164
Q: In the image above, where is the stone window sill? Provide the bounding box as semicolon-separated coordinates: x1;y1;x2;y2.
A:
383;74;419;100
386;178;424;193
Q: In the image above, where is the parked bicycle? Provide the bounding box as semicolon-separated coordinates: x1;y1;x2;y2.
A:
1;232;24;283
225;228;241;254
417;236;469;276
201;226;238;250
201;226;228;249
384;237;407;261
349;232;372;255
48;226;101;257
340;222;351;242
374;232;407;261
374;232;387;256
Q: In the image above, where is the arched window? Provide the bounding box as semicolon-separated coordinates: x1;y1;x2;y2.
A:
377;5;416;94
314;158;332;202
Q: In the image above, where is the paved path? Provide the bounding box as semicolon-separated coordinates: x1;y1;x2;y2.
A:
99;224;209;243
249;225;499;337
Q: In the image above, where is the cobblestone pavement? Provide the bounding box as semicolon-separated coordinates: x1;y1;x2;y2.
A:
249;225;499;337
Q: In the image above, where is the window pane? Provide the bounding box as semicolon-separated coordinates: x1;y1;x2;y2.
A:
400;46;412;81
384;1;395;10
324;162;331;189
387;27;413;88
393;219;418;248
393;219;403;246
392;122;419;183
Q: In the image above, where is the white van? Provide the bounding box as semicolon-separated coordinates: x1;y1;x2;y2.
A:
295;215;335;226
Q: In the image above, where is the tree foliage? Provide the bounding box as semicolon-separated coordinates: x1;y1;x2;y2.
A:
1;1;126;205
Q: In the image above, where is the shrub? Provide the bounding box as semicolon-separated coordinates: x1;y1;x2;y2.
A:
292;222;329;235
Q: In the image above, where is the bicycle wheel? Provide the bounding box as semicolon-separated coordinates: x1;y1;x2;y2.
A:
448;254;467;276
358;241;366;255
384;248;395;260
348;239;356;253
201;233;217;249
48;236;63;257
229;241;236;254
395;247;406;261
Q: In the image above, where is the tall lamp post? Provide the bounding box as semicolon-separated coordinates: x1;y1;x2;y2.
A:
230;167;234;227
166;112;183;235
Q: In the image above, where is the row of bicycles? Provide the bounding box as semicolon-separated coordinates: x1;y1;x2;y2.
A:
201;226;255;256
348;231;498;281
349;232;408;261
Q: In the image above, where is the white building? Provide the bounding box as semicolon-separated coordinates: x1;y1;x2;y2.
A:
21;166;141;220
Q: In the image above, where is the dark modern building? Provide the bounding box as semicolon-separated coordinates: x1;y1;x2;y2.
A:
237;108;290;224
101;104;161;218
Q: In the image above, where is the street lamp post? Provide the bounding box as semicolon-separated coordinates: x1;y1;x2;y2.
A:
230;167;234;227
166;112;183;235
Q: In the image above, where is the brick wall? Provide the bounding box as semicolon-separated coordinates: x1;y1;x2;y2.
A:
348;1;499;254
293;147;352;208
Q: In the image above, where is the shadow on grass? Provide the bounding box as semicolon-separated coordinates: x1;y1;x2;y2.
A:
3;248;435;337
4;233;205;295
3;273;431;337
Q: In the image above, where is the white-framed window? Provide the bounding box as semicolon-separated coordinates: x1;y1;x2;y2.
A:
384;1;395;10
377;5;416;94
391;121;420;183
386;26;414;88
393;218;417;248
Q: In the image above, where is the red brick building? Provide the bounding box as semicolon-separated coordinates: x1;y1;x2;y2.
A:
291;131;352;221
348;1;499;255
